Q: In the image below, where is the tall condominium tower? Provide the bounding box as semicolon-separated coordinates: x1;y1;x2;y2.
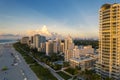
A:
96;3;120;80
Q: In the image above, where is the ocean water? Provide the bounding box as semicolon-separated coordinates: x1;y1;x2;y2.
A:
0;39;17;44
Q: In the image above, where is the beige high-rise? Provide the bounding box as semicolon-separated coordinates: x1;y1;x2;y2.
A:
64;36;74;61
96;3;120;80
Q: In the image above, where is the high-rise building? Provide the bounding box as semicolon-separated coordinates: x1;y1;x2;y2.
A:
53;41;58;53
64;36;74;61
33;34;46;49
60;42;65;53
96;3;120;80
46;40;54;56
30;36;33;44
56;38;61;52
65;36;74;50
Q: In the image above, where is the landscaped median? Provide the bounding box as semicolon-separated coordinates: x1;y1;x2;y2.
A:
57;71;72;80
64;68;78;75
13;42;57;80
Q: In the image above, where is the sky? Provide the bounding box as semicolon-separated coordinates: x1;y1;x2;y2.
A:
0;0;119;39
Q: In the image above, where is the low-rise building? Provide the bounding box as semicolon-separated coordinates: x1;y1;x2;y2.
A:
70;56;97;71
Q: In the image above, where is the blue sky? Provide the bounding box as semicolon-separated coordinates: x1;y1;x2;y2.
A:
0;0;119;39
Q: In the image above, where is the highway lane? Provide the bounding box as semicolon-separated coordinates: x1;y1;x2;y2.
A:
0;43;38;80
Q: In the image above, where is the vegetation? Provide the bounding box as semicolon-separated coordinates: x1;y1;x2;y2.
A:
30;63;57;80
74;40;98;49
1;66;8;71
13;42;57;80
32;53;63;70
79;69;102;80
23;56;36;64
51;64;62;70
105;77;114;80
65;68;78;75
79;69;114;80
63;62;70;67
57;71;71;80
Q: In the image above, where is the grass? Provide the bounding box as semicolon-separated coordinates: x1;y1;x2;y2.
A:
65;68;78;75
30;63;57;80
23;56;36;64
57;71;71;80
1;66;8;71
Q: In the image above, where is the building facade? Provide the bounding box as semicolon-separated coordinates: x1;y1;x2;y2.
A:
96;3;120;80
33;34;46;49
53;41;58;53
20;37;29;44
60;42;65;53
70;57;96;71
46;40;54;56
64;36;74;61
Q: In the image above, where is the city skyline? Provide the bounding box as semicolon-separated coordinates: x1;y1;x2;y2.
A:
1;2;120;80
0;0;119;39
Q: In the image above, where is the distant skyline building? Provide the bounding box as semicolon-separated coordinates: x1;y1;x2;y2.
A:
33;34;46;49
46;40;54;56
64;36;74;61
60;42;65;53
53;41;58;53
30;36;33;44
20;37;29;44
96;3;120;80
38;43;46;52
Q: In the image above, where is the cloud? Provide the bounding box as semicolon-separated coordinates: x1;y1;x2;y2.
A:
0;6;98;39
26;25;51;36
26;25;64;39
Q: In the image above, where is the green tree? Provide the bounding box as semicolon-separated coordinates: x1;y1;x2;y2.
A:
105;77;114;80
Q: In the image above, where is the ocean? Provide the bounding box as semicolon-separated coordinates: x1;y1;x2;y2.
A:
0;39;17;44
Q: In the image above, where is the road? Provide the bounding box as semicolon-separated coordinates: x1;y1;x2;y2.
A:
0;43;38;80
